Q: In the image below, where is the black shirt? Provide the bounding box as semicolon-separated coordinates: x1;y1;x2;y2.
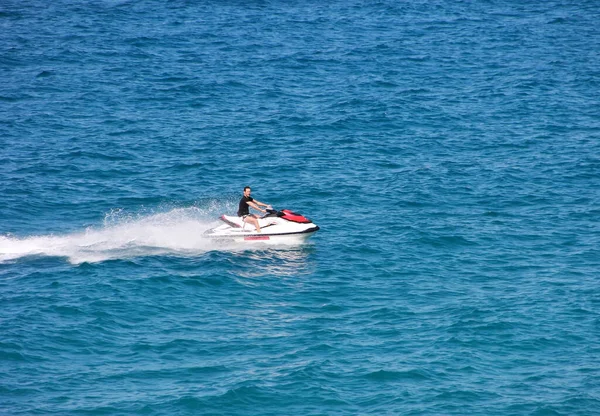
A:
237;195;253;216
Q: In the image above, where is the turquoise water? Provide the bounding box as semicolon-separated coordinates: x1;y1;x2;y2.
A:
2;1;600;414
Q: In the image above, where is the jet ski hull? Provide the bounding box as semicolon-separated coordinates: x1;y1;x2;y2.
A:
204;210;319;243
205;228;319;243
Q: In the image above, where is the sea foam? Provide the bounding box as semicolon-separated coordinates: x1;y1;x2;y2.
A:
0;208;224;264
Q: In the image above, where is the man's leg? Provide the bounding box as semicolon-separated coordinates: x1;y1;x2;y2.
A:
244;215;261;232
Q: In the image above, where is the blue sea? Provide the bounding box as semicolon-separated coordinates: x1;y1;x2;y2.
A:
2;0;600;414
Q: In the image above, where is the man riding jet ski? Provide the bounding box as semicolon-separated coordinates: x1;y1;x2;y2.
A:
204;187;319;243
236;186;270;232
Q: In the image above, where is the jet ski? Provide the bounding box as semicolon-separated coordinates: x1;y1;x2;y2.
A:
204;208;319;243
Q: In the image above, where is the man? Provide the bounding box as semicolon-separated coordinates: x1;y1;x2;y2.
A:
237;186;270;232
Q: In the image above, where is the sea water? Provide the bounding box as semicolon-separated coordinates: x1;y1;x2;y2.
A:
1;1;599;414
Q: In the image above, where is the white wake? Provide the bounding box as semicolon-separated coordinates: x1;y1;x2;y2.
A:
0;207;233;264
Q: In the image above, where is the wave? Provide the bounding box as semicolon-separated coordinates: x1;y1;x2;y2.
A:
0;207;238;264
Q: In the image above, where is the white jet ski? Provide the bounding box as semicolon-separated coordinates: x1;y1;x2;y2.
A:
204;208;319;243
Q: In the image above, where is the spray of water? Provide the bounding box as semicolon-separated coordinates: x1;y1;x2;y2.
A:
0;205;246;264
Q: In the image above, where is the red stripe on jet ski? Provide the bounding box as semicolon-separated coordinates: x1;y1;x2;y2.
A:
244;236;270;241
281;210;311;223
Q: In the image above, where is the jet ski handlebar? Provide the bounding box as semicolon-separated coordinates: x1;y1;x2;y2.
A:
263;207;279;218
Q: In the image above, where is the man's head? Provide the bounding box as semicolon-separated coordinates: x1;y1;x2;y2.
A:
244;186;251;196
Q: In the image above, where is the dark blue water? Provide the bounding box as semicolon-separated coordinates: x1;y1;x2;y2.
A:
2;1;600;414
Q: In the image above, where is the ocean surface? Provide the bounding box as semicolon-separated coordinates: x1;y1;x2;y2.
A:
1;0;600;414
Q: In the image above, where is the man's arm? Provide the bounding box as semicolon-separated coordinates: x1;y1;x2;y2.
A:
248;200;267;213
252;199;269;209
